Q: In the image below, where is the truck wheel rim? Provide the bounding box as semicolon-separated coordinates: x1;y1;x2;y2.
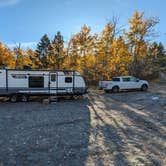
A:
113;87;118;93
143;85;147;91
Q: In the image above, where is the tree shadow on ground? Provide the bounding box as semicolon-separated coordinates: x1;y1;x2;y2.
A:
95;92;165;166
90;98;132;166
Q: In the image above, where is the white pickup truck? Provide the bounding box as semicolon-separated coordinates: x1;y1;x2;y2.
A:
99;76;149;93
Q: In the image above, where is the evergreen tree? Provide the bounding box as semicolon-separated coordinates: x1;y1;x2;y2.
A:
36;34;50;68
155;42;166;69
47;31;64;69
145;42;166;78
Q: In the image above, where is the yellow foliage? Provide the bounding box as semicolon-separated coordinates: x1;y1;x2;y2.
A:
0;42;15;68
0;11;160;83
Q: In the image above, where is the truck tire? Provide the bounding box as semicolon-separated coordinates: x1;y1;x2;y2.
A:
20;94;29;102
141;84;148;91
10;94;18;103
112;86;119;93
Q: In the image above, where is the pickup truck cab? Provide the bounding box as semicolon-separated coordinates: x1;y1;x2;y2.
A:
102;76;149;93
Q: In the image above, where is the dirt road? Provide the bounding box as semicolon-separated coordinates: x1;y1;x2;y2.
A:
87;87;166;166
0;85;165;166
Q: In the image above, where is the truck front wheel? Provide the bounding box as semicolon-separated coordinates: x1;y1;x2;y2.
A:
141;84;148;91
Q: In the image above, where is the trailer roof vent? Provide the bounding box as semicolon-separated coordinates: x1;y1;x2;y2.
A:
64;71;73;76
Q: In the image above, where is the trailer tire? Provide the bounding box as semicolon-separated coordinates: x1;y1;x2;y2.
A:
20;94;29;102
10;94;18;103
74;95;83;99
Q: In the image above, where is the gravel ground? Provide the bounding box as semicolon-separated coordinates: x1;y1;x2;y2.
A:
0;85;166;166
0;99;90;166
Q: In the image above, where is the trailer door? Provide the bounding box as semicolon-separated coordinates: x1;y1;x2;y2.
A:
49;73;57;93
0;70;6;89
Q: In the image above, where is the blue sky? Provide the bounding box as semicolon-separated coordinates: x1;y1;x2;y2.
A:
0;0;165;49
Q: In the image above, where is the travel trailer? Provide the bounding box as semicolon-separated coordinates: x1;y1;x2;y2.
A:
0;69;87;102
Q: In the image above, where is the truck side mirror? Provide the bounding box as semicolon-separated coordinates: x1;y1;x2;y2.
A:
136;79;140;82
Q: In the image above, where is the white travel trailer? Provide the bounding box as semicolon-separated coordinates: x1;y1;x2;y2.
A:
0;69;87;102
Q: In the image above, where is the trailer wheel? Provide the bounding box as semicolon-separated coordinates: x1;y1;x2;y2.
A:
73;95;82;99
20;95;29;102
10;94;18;103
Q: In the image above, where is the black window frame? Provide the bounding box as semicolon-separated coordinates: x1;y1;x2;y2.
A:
12;74;27;79
65;77;72;83
51;74;56;82
112;77;120;82
29;76;44;88
122;77;131;82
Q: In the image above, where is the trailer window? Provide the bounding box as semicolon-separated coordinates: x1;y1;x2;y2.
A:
12;74;27;79
29;76;44;88
51;74;56;82
65;77;72;83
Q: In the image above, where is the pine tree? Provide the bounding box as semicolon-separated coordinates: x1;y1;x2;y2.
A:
26;49;41;69
155;42;166;69
47;31;64;70
36;34;50;68
145;42;166;78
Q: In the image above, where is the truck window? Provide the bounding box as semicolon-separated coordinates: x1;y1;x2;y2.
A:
51;74;56;82
130;77;137;82
29;76;44;88
112;77;120;81
122;77;131;82
65;77;72;83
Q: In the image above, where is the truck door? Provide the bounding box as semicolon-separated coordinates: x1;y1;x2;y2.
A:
130;77;141;89
121;77;131;89
49;73;57;93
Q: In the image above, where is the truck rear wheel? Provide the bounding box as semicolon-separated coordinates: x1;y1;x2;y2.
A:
112;86;119;93
10;94;18;103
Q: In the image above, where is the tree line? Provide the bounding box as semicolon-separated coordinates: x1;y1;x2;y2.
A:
0;11;166;84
